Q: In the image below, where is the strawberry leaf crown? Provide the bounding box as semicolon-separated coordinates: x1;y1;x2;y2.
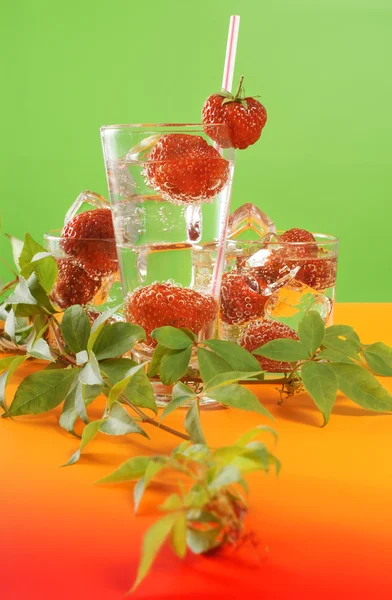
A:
218;76;259;110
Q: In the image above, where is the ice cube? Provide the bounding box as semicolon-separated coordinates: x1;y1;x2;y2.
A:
227;203;276;239
106;161;136;198
264;279;333;330
64;190;109;225
241;247;300;295
125;135;161;161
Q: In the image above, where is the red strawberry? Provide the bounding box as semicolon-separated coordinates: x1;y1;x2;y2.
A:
279;228;316;244
144;134;229;204
61;208;117;276
240;319;299;373
125;282;218;346
220;271;268;325
295;257;337;291
202;76;267;150
52;260;102;309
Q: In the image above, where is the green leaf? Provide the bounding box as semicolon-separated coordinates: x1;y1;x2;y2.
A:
76;350;89;365
206;383;273;419
204;339;261;372
7;276;38;305
171;515;187;559
301;362;338;426
316;348;355;364
160;493;183;512
20;251;58;293
253;339;310;362
363;342;392;376
123;369;157;414
209;465;241;491
160;346;192;385
4;233;24;269
322;331;361;360
331;363;392;412
186;528;220;554
26;274;57;314
134;459;167;513
204;370;262;392
0;355;28;412
99;401;148;437
64;419;103;466
325;324;360;345
298;310;325;355
61;305;91;353
18;233;46;269
8;368;78;416
59;387;80;437
161;382;197;418
131;514;177;592
79;352;104;386
101;359;157;413
151;326;194;350
184;399;206;444
197;347;232;384
0;356;17;372
27;337;55;362
74;381;88;423
4;309;17;341
107;363;147;407
93;322;145;360
99;358;138;383
179;327;197;341
97;456;151;484
147;343;167;377
87;305;123;351
235;425;278;446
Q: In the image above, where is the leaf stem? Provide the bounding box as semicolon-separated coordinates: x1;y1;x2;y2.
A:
120;394;190;441
0;277;18;295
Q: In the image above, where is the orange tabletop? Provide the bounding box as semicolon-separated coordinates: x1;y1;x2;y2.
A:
1;303;392;600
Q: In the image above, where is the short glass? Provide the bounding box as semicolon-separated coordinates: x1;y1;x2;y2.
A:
44;231;120;311
100;124;235;359
218;233;338;344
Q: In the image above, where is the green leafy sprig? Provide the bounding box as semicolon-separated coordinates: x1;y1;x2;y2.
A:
253;310;392;425
98;425;279;592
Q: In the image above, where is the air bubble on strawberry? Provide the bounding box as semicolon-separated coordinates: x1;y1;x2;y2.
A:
125;282;218;346
51;260;103;309
240;319;299;373
202;76;267;150
143;134;230;205
295;258;337;291
61;208;118;277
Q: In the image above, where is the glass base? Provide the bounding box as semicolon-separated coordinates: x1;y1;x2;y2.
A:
151;380;227;410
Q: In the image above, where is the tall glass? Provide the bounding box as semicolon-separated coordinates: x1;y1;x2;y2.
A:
101;124;235;359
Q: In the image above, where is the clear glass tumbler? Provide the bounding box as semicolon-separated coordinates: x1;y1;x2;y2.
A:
100;124;235;358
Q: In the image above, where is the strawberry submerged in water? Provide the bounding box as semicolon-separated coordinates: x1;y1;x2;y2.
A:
144;134;229;204
202;76;267;149
240;319;299;373
125;282;218;346
51;259;102;309
220;271;268;325
61;208;117;276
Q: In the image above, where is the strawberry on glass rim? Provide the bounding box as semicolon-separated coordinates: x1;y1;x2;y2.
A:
143;133;230;205
202;76;267;149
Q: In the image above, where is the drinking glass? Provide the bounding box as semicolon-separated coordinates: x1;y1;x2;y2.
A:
100;124;235;359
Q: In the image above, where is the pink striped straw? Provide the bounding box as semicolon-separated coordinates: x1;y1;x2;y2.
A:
211;15;240;299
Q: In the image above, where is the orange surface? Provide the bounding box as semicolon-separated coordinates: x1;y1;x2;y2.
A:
1;303;392;600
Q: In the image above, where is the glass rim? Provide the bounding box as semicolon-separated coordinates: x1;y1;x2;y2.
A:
100;123;230;133
44;230;115;243
226;232;339;245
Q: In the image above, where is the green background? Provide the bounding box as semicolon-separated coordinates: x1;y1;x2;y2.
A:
1;0;391;301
